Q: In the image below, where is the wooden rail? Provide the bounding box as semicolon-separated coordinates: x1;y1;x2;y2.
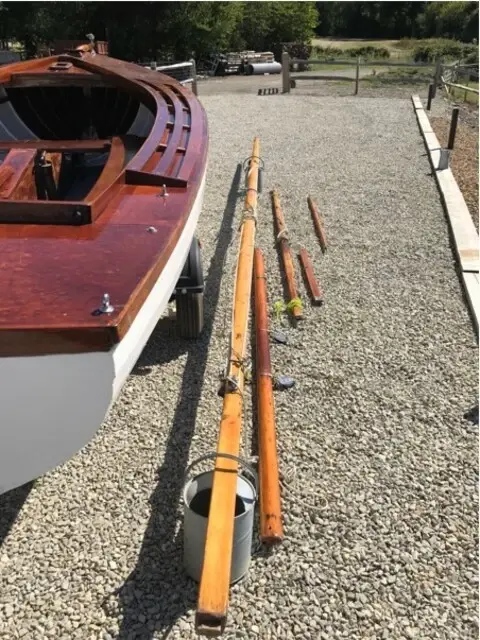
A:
442;80;479;95
293;58;435;68
196;138;261;636
254;248;283;546
291;74;355;82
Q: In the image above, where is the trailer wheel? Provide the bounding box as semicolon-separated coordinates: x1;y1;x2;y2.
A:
176;292;204;338
175;237;204;338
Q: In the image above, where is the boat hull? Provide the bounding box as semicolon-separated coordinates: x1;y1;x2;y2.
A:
0;169;206;495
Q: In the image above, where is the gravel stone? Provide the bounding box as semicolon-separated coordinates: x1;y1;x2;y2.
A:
0;92;477;640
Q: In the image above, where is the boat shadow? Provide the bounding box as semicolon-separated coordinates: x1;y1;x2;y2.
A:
0;482;34;549
115;164;242;639
131;315;187;373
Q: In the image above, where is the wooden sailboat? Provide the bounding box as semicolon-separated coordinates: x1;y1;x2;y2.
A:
0;43;208;494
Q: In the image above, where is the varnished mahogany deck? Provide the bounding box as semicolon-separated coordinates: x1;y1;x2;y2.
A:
0;52;208;356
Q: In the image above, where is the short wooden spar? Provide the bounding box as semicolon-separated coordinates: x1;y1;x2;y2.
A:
299;247;323;305
271;190;302;319
254;249;284;545
196;137;260;636
307;196;327;253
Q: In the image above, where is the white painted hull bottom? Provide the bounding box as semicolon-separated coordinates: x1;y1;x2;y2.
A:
0;172;206;495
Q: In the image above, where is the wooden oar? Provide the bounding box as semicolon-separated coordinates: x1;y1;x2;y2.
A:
307;196;327;253
196;138;260;636
271;189;302;320
254;248;284;545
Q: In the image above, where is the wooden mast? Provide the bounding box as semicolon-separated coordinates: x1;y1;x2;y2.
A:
271;189;302;320
254;248;284;545
196;138;260;636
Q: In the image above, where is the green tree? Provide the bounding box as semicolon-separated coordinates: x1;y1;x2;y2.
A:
315;1;479;41
417;1;478;41
160;2;244;59
239;2;318;51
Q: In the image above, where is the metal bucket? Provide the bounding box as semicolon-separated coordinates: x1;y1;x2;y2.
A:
183;453;257;584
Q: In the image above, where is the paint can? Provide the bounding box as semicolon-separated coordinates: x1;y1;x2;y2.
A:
183;453;257;584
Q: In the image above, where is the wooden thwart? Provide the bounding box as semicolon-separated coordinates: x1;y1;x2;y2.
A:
254;249;284;546
0;200;91;225
271;189;302;320
0;139;111;152
196;138;261;636
307;196;327;252
125;169;187;188
298;248;323;305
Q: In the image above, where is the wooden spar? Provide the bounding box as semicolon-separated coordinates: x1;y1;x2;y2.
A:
196;137;260;636
298;248;323;305
307;196;327;253
271;190;302;320
254;249;284;545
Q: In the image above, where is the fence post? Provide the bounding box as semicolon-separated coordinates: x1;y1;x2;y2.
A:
427;83;434;110
447;106;460;150
282;51;290;94
433;57;442;98
354;57;360;95
190;58;198;96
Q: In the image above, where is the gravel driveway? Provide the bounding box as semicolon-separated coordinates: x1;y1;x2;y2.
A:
0;94;477;640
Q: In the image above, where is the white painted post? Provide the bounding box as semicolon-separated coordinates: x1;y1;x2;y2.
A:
282;51;290;94
354;57;360;95
190;58;198;96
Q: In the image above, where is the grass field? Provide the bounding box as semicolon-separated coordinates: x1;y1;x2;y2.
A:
312;37;417;60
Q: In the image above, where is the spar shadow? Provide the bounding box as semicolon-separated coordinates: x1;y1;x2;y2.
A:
0;482;34;549
115;164;242;639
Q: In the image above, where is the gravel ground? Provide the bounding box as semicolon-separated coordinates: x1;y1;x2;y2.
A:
0;94;478;640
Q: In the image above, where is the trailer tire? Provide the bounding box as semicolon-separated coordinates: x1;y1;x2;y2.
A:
176;292;204;339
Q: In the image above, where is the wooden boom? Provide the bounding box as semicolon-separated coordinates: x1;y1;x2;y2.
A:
254;249;284;545
271;190;302;320
307;196;327;253
196;138;261;636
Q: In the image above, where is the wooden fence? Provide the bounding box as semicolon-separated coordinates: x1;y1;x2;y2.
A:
441;61;479;101
281;51;440;95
